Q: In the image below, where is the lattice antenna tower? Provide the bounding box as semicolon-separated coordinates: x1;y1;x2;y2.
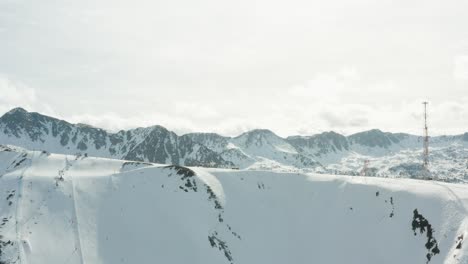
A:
422;102;429;170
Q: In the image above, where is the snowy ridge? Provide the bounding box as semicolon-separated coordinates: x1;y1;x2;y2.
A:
229;129;320;169
0;108;233;168
1;147;468;263
2;108;468;179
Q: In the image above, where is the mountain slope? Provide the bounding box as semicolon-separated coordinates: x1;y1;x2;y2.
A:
185;129;321;170
1;147;467;264
230;129;320;169
287;129;468;179
0;108;232;168
2;107;468;178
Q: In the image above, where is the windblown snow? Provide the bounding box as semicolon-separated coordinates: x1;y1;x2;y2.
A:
1;145;468;264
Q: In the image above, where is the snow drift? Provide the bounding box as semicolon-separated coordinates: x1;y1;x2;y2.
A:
1;145;467;264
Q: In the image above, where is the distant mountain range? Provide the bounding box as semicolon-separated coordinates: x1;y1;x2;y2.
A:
1;107;467;179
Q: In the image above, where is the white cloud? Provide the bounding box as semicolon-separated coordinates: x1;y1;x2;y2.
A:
287;68;359;100
319;111;347;128
67;112;198;135
0;75;54;116
1;72;467;138
0;76;36;105
174;102;221;120
454;55;468;81
1;0;468;137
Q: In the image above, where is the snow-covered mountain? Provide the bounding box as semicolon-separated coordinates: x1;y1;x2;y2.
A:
286;129;468;180
1;146;468;264
0;108;233;168
1;107;468;179
185;129;320;170
187;129;468;180
0;108;322;170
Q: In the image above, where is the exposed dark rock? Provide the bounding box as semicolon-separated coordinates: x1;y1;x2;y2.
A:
205;185;223;210
412;209;440;263
5;191;15;202
120;161;152;172
389;197;395;218
164;165;199;193
456;234;463;249
164;165;195;178
0;238;14;264
208;232;234;263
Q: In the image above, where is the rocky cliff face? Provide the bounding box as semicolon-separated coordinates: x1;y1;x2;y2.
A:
0;108;233;168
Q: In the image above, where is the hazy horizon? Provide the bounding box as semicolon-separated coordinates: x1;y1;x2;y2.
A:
3;106;468;138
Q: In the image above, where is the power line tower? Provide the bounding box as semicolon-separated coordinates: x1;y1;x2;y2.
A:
422;102;429;172
360;159;370;176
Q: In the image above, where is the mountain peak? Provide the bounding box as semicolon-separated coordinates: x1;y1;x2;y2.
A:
8;107;28;113
319;131;345;138
348;129;402;148
251;128;274;134
0;107;32;124
148;125;172;133
2;107;29;118
234;129;281;144
350;129;384;136
240;129;277;137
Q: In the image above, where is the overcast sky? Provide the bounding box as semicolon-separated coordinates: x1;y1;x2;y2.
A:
1;0;468;137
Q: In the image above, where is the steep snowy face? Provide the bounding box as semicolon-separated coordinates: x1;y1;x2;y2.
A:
1;148;468;264
348;129;407;148
288;129;425;160
183;130;322;170
183;133;255;168
232;129;294;154
462;133;468;141
231;129;320;168
0;109;231;168
182;133;230;153
0;108;110;156
287;131;349;157
0;145;27;174
287;130;467;171
110;127;233;167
